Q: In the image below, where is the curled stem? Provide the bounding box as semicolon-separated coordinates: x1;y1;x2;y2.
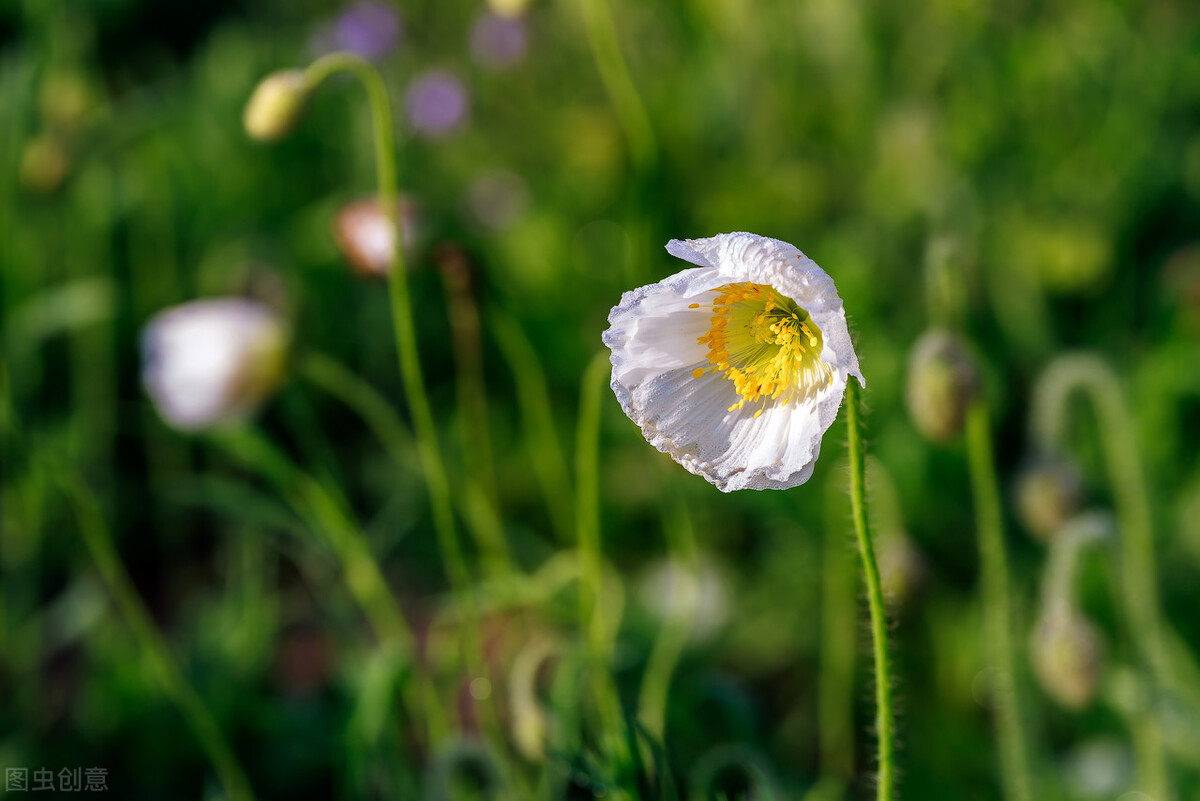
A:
845;377;895;801
1029;353;1174;799
301;54;498;736
965;401;1033;801
59;475;256;801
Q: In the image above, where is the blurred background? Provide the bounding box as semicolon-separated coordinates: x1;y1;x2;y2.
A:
3;0;1200;798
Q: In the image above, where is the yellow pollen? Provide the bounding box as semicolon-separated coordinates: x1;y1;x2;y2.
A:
692;282;833;413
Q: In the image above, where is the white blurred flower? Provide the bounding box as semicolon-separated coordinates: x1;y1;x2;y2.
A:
142;298;289;431
604;233;862;491
332;196;417;277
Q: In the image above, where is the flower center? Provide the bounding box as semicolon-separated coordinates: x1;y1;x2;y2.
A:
691;282;832;415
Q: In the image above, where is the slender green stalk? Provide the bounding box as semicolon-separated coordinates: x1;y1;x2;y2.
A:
637;500;699;741
437;251;500;507
299;56;512;778
576;350;628;762
965;401;1032;801
576;0;656;173
302;352;513;577
59;475;255;801
303;50;473;625
300;351;415;468
576;0;657;285
304;53;470;606
845;377;895;801
210;429;450;746
492;312;576;543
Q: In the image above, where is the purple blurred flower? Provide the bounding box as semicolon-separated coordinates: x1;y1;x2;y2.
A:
470;12;528;70
405;70;469;138
311;1;401;60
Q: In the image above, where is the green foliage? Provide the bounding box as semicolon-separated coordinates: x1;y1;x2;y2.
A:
3;0;1200;798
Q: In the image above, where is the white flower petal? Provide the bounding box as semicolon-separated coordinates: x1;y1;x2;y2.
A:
604;232;862;492
142;298;288;431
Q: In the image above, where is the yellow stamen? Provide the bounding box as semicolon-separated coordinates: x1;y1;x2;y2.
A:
692;282;833;414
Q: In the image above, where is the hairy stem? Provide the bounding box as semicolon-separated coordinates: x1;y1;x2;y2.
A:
845;377;895;801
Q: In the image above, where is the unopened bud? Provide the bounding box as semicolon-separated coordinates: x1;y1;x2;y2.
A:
1031;611;1104;710
1015;458;1083;542
332;197;416;277
243;70;310;142
906;330;980;442
19;134;70;195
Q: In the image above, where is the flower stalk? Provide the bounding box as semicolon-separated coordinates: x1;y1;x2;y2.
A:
845;377;895;801
60;475;256;801
300;48;482;677
577;350;630;763
965;401;1033;801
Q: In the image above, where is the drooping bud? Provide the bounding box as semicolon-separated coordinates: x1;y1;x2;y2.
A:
141;298;290;430
332;197;417;277
1030;611;1104;710
1015;457;1084;542
19;134;70;195
905;329;980;442
243;70;310;142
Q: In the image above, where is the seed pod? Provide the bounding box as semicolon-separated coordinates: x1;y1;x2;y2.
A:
906;329;980;442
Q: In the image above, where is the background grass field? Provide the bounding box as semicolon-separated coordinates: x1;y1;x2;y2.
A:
3;0;1200;798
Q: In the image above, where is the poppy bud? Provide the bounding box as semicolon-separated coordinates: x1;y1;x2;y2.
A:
1031;611;1104;710
906;330;980;442
1015;457;1083;542
243;70;310;142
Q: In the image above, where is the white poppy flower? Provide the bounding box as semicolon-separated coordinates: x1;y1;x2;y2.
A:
142;298;289;431
603;232;863;491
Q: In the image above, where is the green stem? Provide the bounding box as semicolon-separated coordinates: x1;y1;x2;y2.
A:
577;350;628;762
60;476;256;801
637;499;699;741
965;401;1032;801
845;377;895;801
209;429;449;747
299;352;415;470
300;55;511;774
492;311;576;543
305;53;469;604
576;0;656;174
